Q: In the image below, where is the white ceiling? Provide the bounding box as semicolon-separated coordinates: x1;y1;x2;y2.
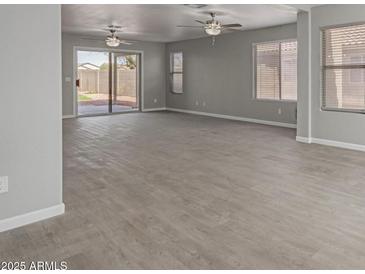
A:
62;4;301;43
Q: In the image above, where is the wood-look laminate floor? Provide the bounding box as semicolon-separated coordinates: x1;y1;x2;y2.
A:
2;111;365;269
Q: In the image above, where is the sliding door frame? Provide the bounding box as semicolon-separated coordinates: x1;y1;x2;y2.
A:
113;52;141;113
72;46;144;117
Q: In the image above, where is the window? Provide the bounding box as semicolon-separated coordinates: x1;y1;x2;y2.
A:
170;52;183;94
254;40;297;101
322;23;365;112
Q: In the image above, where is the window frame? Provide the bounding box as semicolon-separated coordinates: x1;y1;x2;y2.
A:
252;39;298;102
169;51;183;94
321;22;365;114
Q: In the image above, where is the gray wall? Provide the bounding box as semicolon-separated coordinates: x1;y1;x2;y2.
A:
62;33;166;116
166;23;297;125
311;5;365;145
296;11;310;138
0;5;63;220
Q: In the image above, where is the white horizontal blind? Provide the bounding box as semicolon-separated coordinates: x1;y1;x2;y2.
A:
322;24;365;112
281;41;297;100
255;42;280;100
170;52;183;94
255;40;297;101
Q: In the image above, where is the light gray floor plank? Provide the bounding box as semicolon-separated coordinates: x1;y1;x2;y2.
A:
1;111;365;269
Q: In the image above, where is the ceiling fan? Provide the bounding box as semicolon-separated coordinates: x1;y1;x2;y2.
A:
81;25;135;47
177;12;242;45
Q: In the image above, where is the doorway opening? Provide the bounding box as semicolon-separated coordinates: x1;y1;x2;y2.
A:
76;49;141;116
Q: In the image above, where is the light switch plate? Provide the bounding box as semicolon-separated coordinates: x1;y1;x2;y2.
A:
0;176;8;194
65;77;71;82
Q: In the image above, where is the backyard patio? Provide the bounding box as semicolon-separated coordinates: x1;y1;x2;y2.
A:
78;93;138;115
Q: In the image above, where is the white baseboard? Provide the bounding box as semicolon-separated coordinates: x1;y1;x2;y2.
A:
62;115;75;119
311;138;365;152
296;136;365;152
0;203;65;233
166;108;297;129
296;136;312;143
142;107;166;112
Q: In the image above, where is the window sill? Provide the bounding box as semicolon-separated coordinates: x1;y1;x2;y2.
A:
321;107;365;114
253;98;297;103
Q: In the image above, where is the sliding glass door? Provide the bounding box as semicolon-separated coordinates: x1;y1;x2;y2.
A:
113;53;139;113
77;50;110;115
76;50;140;116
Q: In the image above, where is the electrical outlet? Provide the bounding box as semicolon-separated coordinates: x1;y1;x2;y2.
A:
153;98;158;103
195;101;199;106
278;108;282;115
0;176;8;194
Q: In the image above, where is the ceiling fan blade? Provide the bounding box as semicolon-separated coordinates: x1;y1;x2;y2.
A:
80;37;105;41
102;28;123;33
176;25;203;28
103;25;122;31
119;40;134;45
222;23;242;28
224;28;243;32
195;20;206;24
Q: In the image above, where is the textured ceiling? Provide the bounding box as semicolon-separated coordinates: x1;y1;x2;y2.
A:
62;4;300;43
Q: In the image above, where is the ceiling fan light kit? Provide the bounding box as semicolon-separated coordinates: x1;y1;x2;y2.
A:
105;26;121;47
204;23;222;36
80;25;135;47
106;37;121;47
177;12;242;46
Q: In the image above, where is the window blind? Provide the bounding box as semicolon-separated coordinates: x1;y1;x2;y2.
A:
170;52;183;94
255;42;280;100
322;24;365;112
281;41;297;100
255;40;297;101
